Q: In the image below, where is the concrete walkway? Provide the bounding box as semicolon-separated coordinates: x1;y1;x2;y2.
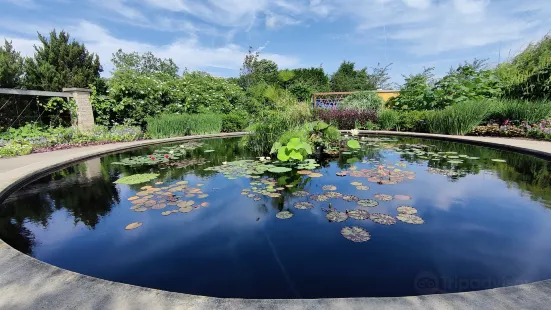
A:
1;132;551;309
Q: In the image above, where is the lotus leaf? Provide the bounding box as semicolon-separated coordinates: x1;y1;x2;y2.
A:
397;206;417;214
397;214;424;224
347;210;370;220
115;173;160;185
326;211;348;222
370;213;396;225
341;226;371;242
294;202;314;210
276;211;293;219
125;222;143;230
347;139;361;149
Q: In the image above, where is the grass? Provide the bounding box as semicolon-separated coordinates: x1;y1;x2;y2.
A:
377;109;400;130
146;114;222;138
487;99;551;124
428;100;492;135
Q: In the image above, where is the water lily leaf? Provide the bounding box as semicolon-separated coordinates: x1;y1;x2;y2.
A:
115;173;160;185
397;214;424;224
342;195;359;202
356;185;370;191
297;170;312;175
276;211;293;219
200;202;210;207
326;211;348;222
350;182;363;186
310;194;329;201
394;195;412;200
491;159;506;163
198;194;209;199
397;206;417;214
347;210;370;220
268;167;292;173
294;202;314;210
347;140;361;149
125;222;143;230
134;207;147;212
447;160;463;164
322;185;337;191
292;190;310;197
325;191;343;198
152;203;167;210
358;199;378;208
309;173;323;178
370;213;396;225
128;196;139;201
468;157;480;160
161;211;172;216
341;226;371;242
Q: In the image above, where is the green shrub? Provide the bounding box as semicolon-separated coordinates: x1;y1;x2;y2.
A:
377;109;400;130
339;91;385;111
397;110;434;132
146;114;222;138
243;111;296;155
428;100;491;135
0;140;33;157
486;99;551;124
222;111;249;133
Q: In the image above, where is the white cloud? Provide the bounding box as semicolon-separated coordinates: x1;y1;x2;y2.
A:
265;12;300;29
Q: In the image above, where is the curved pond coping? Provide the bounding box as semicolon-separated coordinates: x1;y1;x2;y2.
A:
1;132;551;309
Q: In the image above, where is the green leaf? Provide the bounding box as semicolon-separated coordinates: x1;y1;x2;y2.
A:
114;173;159;185
277;147;290;161
270;142;282;154
289;150;304;161
287;138;302;150
268;167;292;173
347;139;361;149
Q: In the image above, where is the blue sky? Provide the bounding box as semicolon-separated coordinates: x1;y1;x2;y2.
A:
1;0;550;85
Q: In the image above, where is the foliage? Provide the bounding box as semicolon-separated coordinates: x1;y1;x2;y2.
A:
377;109;401;130
470;124;526;137
315;108;377;130
0;40;24;88
146;114;222;138
497;34;551;100
243;111;296;155
330;61;376;92
432;60;503;108
347;139;360;149
0;140;33;157
288;81;313;101
278;121;341;153
271;137;313;162
486;99;551;124
339;91;385;112
525;118;551;140
388;68;435;111
427;100;492;135
40;97;76;127
239;47;279;89
24;30;102;91
396;110;433;132
367;63;394;89
111;49;178;76
222;111;249;133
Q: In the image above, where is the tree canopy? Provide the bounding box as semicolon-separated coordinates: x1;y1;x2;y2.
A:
111;49;179;77
24;30;102;91
0;40;24;88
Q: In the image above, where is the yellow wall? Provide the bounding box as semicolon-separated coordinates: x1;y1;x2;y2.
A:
376;91;400;102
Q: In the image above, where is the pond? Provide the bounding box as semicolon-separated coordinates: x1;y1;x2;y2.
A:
2;136;551;299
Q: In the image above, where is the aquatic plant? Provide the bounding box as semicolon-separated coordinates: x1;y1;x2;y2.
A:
114;173;160;185
271;137;313;162
341;226;371;242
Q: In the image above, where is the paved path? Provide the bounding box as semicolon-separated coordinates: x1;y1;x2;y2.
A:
1;132;551;309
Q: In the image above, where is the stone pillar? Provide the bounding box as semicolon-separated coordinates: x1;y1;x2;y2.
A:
62;88;94;131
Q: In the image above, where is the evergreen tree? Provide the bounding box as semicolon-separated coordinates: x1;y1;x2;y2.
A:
24;30;102;91
0;40;24;88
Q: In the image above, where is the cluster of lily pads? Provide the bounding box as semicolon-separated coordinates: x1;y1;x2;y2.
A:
111;142;204;166
335;163;416;185
124;180;211;230
241;177;288;200
204;159;295;180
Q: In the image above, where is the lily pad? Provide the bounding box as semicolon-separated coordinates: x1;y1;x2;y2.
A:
322;185;337;191
326;211;348;222
341;226;371;242
447;160;463;164
310;194;329;202
125;222;143;230
325;191;343;199
133;207;148;212
356;185;370;191
347;209;370;220
397;206;417;214
294;202;314;210
161;211;172;216
152;203;167;210
358;199;379;208
128;196;140;201
374;194;393;201
297;170;312;175
342;195;359;202
115;173;160;185
292;191;310;197
276;211;293;219
491;159;506;163
394;195;412;201
397;214;425;224
370;213;396;225
179;205;193;213
350;182;363;186
268;167;292;173
309;173;323;178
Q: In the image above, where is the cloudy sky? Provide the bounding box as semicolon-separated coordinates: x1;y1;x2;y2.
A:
1;0;550;84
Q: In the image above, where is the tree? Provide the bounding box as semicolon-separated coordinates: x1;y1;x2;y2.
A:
239;47;279;89
111;49;178;77
24;30;102;91
367;63;393;90
0;40;24;88
330;61;376;92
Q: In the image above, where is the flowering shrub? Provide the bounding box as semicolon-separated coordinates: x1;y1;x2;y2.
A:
314;108;377;130
525;118;551;140
470;124;526;137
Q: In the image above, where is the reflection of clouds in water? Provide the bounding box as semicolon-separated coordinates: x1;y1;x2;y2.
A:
28;210;88;253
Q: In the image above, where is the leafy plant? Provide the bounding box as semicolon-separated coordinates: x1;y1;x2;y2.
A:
222;111;249;133
377;109;400;130
339;91;385;112
114;173;160;185
427;100;492;135
388;68;435;111
271;137;312;162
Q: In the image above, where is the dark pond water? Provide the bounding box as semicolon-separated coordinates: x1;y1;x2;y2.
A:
2;136;551;299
